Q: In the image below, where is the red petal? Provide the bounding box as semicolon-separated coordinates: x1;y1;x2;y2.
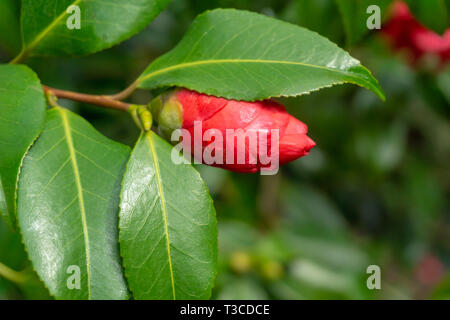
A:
178;89;228;128
279;117;316;165
177;89;314;173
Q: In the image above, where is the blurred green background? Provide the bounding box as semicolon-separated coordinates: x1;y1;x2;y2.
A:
0;0;449;300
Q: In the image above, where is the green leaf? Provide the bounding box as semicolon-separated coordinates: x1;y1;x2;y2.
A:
17;108;130;300
0;64;46;229
18;0;171;58
0;180;6;221
137;9;385;101
0;0;21;56
119;132;217;300
217;278;268;300
336;0;393;45
405;0;449;34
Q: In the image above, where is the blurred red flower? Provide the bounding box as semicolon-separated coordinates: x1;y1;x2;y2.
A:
382;1;450;67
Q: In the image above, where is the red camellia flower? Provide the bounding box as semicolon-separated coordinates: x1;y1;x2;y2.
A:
152;89;315;174
382;1;450;66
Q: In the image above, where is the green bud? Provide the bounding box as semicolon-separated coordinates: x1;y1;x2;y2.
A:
128;104;153;132
148;90;183;140
139;109;153;132
148;95;163;120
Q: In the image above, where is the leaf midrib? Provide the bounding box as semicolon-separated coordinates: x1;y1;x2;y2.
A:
145;132;176;300
23;0;82;54
138;58;383;99
139;58;365;82
138;58;384;100
59;107;91;299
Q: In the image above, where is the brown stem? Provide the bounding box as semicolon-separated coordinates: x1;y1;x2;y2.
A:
106;81;138;100
43;85;131;112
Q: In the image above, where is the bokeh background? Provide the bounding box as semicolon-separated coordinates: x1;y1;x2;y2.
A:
0;0;449;299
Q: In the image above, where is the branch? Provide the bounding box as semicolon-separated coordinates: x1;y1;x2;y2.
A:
0;262;28;284
107;81;138;100
9;50;27;64
43;85;132;112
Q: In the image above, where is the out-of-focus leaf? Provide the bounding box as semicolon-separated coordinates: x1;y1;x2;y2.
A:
272;273;372;300
196;164;228;196
17;108;130;300
283;0;343;43
16;274;53;300
138;9;385;101
406;0;449;34
437;69;450;104
18;0;171;58
254;233;292;263
281;183;347;233
430;274;450;300
218;221;260;254
404;160;445;237
0;218;51;300
119;132;217;300
335;0;393;45
290;259;363;297
216;277;268;300
282;232;368;273
352;121;406;173
269;279;306;300
218;174;260;223
0;0;21;55
0;220;27;270
0;65;46;229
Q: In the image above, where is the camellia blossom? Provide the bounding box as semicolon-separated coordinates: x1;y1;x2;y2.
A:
382;1;450;66
151;89;316;174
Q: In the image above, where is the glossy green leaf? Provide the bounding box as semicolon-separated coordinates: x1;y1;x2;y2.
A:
137;9;385;101
119;132;217;300
406;0;449;34
18;0;171;58
0;65;46;229
17;108;130;300
0;180;6;221
336;0;393;45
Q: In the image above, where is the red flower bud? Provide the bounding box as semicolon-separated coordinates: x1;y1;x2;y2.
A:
382;1;450;67
152;89;315;174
